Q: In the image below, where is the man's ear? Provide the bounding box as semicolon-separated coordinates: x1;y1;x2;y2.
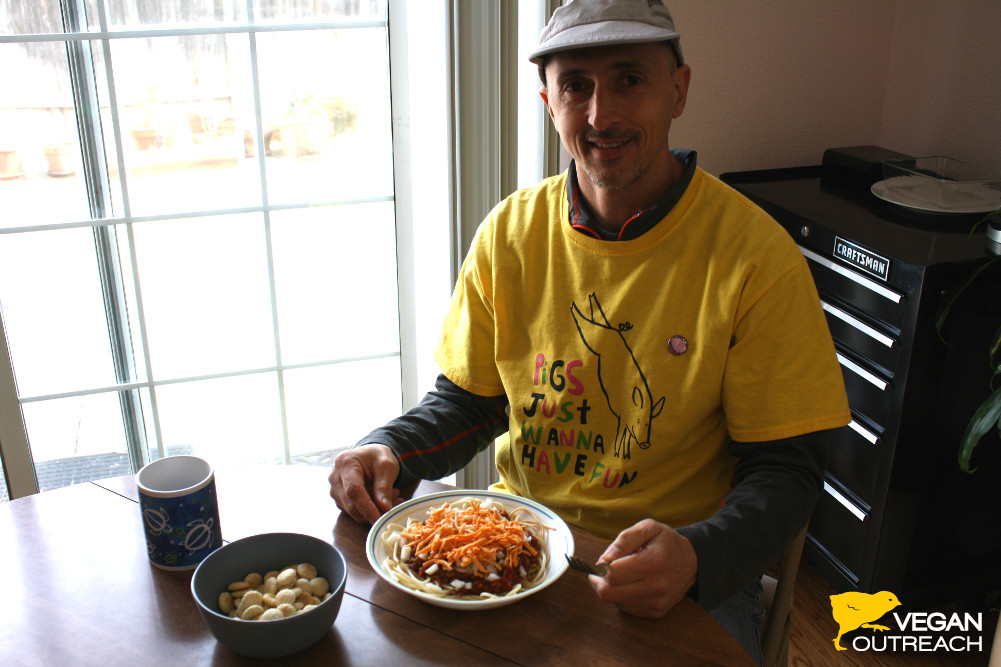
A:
539;85;555;121
672;64;691;119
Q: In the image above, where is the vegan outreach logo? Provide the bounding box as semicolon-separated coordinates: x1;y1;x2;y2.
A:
829;591;985;654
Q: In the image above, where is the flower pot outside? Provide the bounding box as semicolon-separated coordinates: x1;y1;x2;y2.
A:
130;126;176;151
244;128;276;157
277;116;329;158
44;143;76;176
0;149;25;180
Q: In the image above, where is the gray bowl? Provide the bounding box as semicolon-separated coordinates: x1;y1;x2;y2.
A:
191;532;347;658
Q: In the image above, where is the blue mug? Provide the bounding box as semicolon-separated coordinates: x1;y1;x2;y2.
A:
137;455;223;570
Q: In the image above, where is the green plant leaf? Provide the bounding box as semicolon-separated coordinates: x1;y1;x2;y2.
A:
990;322;1001;373
959;385;1001;473
970;208;1001;237
935;257;1001;344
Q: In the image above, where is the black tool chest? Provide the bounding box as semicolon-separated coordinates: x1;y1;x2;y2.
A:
722;153;1001;607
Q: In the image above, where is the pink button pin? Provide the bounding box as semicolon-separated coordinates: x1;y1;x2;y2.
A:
668;335;688;355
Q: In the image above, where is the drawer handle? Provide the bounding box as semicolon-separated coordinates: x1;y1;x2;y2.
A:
824;481;867;521
800;246;902;304
821;301;895;348
836;353;888;390
848;419;879;445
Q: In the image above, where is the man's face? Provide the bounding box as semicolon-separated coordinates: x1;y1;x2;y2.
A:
540;42;690;193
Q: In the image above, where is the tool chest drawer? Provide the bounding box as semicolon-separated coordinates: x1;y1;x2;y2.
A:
820;296;900;372
835;348;893;427
809;478;869;582
802;248;907;330
825;413;883;507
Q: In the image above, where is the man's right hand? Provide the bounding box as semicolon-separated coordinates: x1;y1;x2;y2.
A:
328;444;402;524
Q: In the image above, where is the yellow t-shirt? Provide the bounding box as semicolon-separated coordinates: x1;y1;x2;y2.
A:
434;167;850;540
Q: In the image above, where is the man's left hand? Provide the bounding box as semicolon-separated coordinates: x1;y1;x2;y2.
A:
589;519;698;617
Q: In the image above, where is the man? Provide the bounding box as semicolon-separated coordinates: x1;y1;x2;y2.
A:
329;1;849;662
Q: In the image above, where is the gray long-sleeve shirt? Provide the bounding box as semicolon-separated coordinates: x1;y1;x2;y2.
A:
357;372;829;610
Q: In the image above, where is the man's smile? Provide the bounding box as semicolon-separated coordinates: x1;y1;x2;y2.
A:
585;132;637;159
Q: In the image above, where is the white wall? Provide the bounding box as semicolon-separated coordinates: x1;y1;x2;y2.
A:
880;0;1001;173
666;0;1001;177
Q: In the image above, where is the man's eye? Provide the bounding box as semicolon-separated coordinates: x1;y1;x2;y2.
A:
624;75;643;86
564;81;585;93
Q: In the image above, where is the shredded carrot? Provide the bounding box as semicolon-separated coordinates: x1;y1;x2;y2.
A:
400;501;537;577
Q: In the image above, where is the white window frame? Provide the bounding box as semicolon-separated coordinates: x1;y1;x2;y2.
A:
0;0;435;498
1;0;554;498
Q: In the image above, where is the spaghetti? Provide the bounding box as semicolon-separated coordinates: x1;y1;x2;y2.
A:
380;497;551;599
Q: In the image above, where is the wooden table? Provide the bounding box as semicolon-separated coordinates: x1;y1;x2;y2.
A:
0;464;754;666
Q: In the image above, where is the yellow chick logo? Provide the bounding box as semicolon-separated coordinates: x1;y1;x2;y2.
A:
830;591;901;651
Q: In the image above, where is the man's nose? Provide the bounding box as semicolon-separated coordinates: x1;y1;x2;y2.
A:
587;84;620;130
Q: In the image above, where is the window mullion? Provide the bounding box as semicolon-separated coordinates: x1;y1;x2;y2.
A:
62;0;149;470
61;0;113;219
93;227;149;470
388;0;418;412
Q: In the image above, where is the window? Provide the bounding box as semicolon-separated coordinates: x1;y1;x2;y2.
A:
0;0;452;497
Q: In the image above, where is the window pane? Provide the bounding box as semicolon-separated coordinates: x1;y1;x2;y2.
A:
153;373;284;464
107;1;247;28
132;213;276;379
0;228;119;397
254;0;387;23
0;0;69;34
0;41;118;228
256;28;394;205
109;34;261;216
0;37;125;226
284;358;402;460
270;202;400;364
20;392;131;492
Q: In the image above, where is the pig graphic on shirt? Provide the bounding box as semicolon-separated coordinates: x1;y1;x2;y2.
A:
571;293;665;460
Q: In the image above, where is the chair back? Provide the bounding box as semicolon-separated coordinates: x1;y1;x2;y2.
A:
760;525;808;667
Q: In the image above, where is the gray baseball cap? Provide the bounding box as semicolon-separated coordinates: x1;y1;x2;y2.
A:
528;0;683;65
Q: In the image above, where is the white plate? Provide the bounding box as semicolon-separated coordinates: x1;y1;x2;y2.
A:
871;176;1001;215
366;489;574;610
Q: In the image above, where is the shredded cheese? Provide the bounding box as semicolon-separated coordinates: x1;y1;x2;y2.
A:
400;500;538;576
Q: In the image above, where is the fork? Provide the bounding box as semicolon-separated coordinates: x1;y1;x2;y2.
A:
564;554;608;576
